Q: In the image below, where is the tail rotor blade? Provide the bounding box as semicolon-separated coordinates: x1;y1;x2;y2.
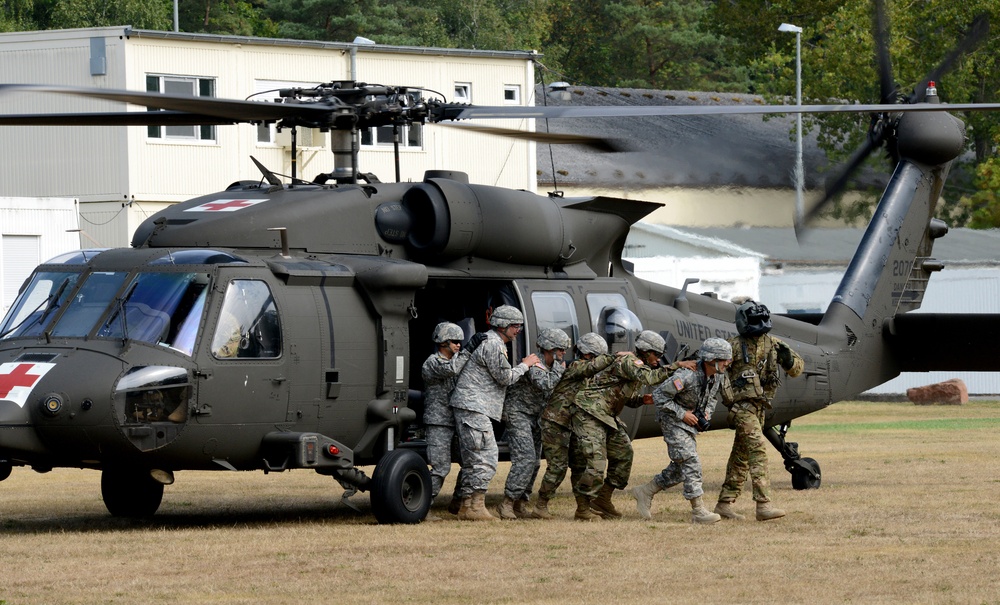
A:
911;14;989;102
797;134;880;238
872;0;896;103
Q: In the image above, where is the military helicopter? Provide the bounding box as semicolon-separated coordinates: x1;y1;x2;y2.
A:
1;2;999;524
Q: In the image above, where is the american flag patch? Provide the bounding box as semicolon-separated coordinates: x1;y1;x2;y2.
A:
673;378;684;391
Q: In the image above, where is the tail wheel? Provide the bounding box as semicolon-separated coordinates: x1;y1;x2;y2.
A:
370;449;431;524
791;457;821;490
101;468;164;517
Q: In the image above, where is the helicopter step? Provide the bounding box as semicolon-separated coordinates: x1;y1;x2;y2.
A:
764;423;821;490
260;431;354;472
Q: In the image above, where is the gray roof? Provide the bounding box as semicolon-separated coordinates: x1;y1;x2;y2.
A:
535;86;882;190
672;226;1000;265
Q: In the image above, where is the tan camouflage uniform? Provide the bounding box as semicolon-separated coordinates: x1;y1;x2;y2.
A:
719;334;804;503
450;330;530;498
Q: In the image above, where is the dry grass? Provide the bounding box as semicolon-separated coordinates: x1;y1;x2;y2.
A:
3;401;1000;604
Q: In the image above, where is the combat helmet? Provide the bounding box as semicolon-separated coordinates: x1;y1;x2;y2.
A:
489;305;524;328
431;321;464;344
537;328;571;351
634;330;666;354
576;332;609;356
735;300;772;337
698;337;733;361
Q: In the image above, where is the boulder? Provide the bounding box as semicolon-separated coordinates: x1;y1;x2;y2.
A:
906;379;968;405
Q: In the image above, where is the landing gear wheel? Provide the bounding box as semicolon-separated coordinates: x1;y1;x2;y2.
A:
101;468;164;517
0;460;12;482
791;457;821;490
370;449;431;524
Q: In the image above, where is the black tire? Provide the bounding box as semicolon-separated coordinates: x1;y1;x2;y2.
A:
370;449;431;524
0;461;12;482
101;468;164;517
791;457;821;490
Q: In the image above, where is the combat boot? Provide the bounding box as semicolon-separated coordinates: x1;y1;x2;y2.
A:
714;500;745;520
755;501;786;521
590;484;623;519
531;497;554;520
513;498;531;519
447;495;463;515
631;478;663;520
689;496;721;524
496;495;518;520
459;491;499;521
574;494;600;521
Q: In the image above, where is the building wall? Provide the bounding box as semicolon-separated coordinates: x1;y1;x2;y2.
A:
1;197;80;312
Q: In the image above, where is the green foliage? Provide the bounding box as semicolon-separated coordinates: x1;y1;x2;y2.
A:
179;0;278;37
48;0;172;29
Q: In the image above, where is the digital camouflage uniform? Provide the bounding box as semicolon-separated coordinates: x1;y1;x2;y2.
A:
501;359;565;502
652;363;729;500
421;348;470;498
570;353;673;498
450;329;530;498
537;354;614;500
719;334;804;503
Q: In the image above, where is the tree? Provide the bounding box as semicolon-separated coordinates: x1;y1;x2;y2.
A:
178;0;279;37
47;0;172;29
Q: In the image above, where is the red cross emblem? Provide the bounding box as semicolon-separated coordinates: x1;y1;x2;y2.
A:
184;199;266;212
0;362;55;408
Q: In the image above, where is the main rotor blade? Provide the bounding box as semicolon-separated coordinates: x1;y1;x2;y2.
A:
0;111;238;127
910;14;989;103
438;122;629;152
873;0;896;103
450;101;1000;121
0;84;334;122
796;134;881;237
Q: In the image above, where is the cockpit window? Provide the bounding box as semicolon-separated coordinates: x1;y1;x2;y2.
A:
211;280;282;359
49;272;129;338
96;272;211;353
0;271;81;339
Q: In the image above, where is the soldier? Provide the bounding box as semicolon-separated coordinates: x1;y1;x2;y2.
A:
715;300;804;522
632;337;733;524
497;327;570;519
449;305;539;521
533;332;614;520
570;330;676;521
420;322;471;517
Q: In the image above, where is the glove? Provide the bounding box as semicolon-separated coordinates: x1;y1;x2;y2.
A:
776;342;794;371
465;331;487;353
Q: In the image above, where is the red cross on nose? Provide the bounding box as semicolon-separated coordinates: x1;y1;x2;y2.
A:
0;364;41;399
199;199;255;212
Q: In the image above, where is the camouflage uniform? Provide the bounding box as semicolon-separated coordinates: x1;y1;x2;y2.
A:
571;353;673;498
652;363;728;499
450;330;530;497
719;333;804;503
502;360;565;502
537;354;614;500
421;349;470;498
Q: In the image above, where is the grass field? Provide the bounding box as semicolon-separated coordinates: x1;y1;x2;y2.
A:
2;400;999;604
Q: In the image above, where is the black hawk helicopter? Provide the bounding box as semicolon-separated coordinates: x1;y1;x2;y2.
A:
2;3;1000;523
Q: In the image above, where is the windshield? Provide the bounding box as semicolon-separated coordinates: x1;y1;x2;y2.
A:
0;271;81;339
95;272;211;354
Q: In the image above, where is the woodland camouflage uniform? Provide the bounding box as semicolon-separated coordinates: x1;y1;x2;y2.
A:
537;354;614;501
570;353;673;499
719;333;804;504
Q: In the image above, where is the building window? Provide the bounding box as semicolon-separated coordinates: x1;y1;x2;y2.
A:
146;75;216;141
503;85;520;104
454;82;472;103
360;123;423;149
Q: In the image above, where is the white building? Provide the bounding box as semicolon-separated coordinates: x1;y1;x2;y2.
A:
0;27;538;248
1;197;80;312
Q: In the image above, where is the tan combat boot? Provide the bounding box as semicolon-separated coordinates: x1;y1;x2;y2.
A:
574;494;600;521
755;501;786;521
631;478;663;520
496;495;518;520
513;498;531;519
714;500;745;520
590;483;623;519
690;496;721;524
531;496;554;520
459;491;499;521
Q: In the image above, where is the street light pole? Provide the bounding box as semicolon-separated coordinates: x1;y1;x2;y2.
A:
779;23;803;222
